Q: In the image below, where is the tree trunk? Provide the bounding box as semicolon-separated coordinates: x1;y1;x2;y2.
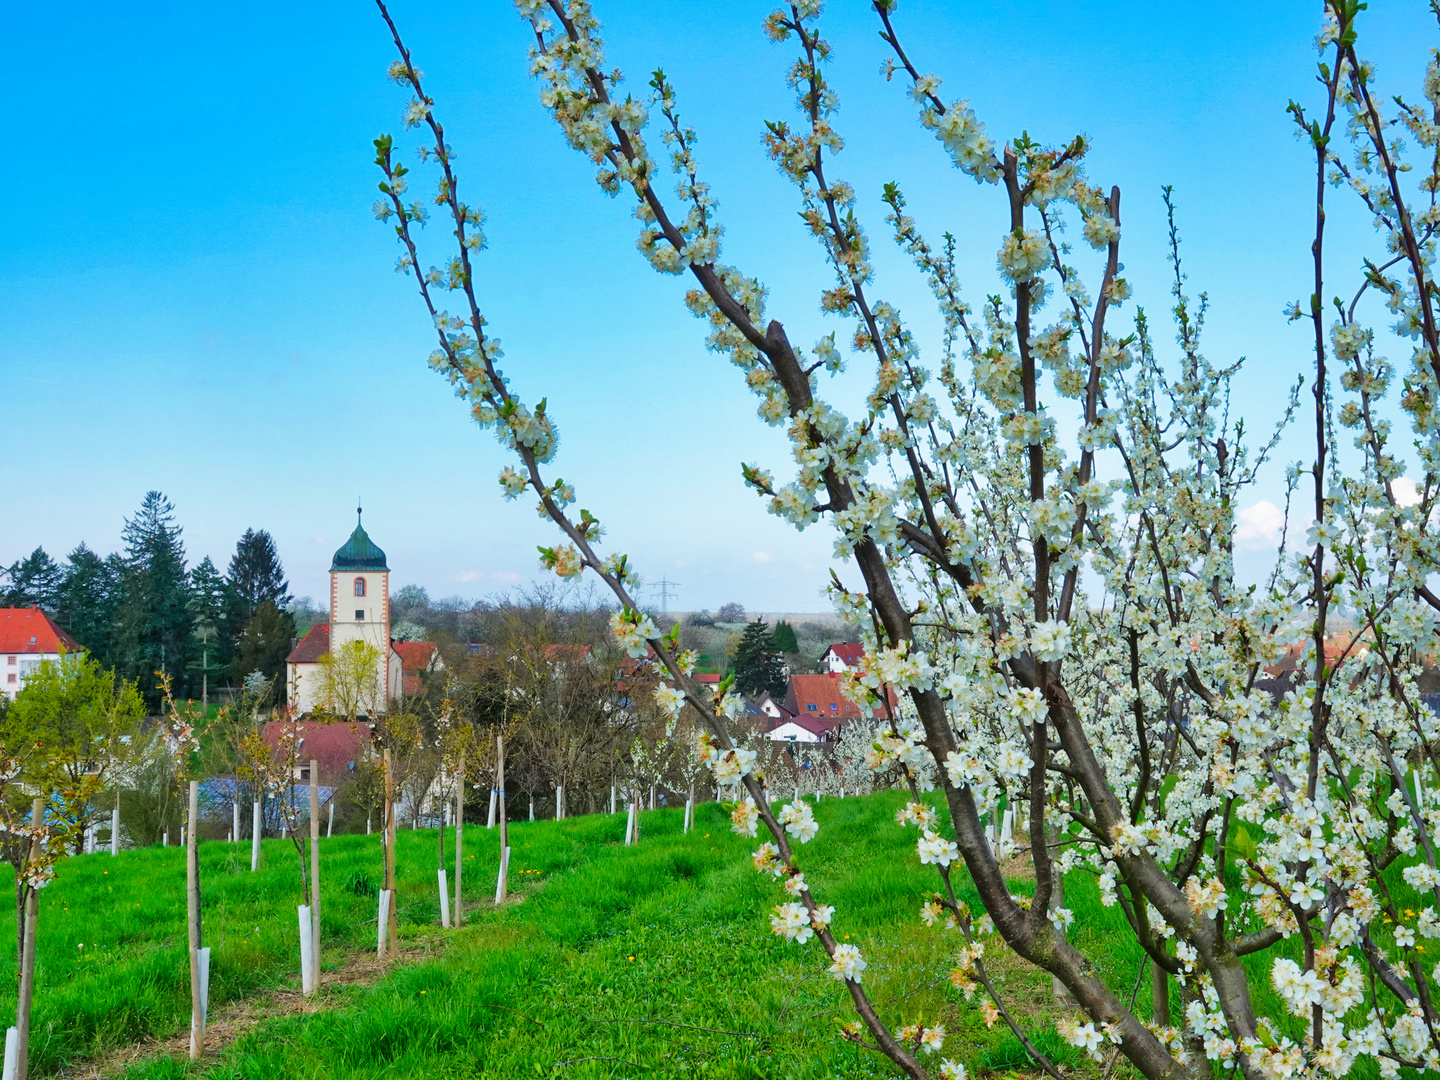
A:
1152;958;1170;1026
15;798;42;1080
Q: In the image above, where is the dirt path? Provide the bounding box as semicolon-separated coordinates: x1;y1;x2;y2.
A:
55;936;446;1079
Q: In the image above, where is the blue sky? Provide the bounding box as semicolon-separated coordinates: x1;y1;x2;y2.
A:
4;1;1434;612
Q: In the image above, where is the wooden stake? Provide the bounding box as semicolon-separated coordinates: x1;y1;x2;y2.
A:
14;798;42;1080
495;736;508;904
454;749;464;929
186;781;204;1060
308;759;320;994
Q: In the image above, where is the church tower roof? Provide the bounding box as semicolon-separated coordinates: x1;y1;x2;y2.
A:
331;508;388;572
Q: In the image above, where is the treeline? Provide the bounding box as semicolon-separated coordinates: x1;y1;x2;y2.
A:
1;491;294;707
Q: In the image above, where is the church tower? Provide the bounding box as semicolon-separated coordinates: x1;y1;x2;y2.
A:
328;507;394;708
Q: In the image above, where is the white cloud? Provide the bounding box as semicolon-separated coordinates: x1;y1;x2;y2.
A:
1393;476;1421;508
752;551;772;563
1235;500;1284;549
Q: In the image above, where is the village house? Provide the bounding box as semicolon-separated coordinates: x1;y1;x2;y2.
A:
0;607;80;700
820;642;864;673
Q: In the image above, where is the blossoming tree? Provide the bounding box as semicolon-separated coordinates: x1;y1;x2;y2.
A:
371;1;1440;1077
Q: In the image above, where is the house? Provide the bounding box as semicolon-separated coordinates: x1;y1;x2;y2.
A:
261;720;368;785
285;508;433;714
821;643;865;673
0;607;80;700
759;671;901;743
756;689;791;721
394;640;443;697
758;673;858;743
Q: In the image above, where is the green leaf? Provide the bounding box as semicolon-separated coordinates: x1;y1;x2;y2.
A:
1232;826;1256;861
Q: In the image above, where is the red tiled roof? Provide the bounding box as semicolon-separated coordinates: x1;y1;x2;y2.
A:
823;643;864;665
286;622;330;664
261;720;366;784
393;640;438;673
785;673;865;722
0;608;80;655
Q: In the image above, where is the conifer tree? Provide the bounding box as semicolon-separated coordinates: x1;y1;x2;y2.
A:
188;556;234;693
772;619;799;656
733;619;787;700
55;543;119;665
1;547;62;610
232;600;295;692
226;529;291;631
111;491;192;705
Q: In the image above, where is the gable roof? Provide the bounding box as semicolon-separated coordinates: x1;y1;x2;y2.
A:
331;511;388;572
784;673;865;721
0;608;81;655
287;622;330;664
261;720;367;783
823;643;865;665
393;640;438;673
770;712;844;738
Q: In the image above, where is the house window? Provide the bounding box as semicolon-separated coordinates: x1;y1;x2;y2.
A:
5;674;13;684
830;703;838;712
807;703;817;711
355;609;365;621
354;577;366;597
5;656;13;665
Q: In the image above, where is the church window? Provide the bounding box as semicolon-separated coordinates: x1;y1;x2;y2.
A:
354;577;366;597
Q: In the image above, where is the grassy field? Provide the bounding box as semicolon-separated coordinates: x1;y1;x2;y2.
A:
6;789;1392;1079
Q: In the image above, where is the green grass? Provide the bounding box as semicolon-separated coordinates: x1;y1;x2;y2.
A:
88;794;1089;1079
5;824;491;1073
10;790;1417;1079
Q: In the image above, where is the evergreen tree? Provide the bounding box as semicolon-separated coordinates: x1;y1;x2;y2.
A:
733;619;788;699
54;543;120;664
111;491;192;705
772;619;800;655
1;547;62;609
188;556;235;693
232;600;295;693
226;529;290;631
